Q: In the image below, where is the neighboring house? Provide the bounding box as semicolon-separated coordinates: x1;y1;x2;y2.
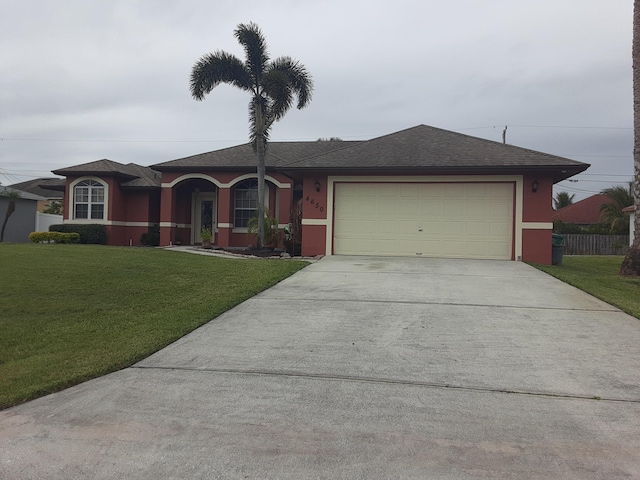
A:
0;186;52;242
623;205;636;246
552;194;614;230
52;124;588;264
8;178;65;213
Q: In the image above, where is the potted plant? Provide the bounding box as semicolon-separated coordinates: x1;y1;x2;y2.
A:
200;228;213;249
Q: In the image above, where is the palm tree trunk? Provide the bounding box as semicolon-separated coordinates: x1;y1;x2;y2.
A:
620;1;640;275
634;0;640;249
0;200;16;242
255;99;266;249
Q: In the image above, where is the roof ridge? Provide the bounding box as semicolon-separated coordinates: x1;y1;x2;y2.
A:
275;140;362;167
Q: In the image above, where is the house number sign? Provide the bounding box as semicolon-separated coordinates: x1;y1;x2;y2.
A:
305;195;324;213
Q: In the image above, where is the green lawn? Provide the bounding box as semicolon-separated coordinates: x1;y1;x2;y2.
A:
532;255;640;320
0;244;307;409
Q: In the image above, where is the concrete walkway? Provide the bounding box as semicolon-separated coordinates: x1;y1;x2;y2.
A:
1;256;639;479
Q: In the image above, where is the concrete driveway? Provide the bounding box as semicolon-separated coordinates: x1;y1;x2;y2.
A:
1;256;639;479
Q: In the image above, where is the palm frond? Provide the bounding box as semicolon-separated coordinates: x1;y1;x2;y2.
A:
600;194;632;234
262;69;293;122
190;51;250;100
234;22;269;87
553;191;575;210
601;183;634;209
269;56;313;109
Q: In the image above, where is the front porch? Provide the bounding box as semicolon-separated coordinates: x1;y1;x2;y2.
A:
158;172;296;249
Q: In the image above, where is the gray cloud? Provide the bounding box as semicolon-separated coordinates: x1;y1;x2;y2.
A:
0;0;634;198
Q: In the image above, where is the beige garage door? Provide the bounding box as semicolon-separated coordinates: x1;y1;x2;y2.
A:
333;182;514;259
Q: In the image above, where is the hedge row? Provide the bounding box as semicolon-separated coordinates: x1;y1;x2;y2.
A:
49;224;107;244
29;232;80;244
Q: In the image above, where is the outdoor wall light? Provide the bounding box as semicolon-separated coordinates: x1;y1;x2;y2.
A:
532;180;539;193
314;180;321;192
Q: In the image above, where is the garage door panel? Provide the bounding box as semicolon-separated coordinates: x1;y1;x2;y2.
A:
491;202;512;217
466;221;490;236
420;184;444;197
399;184;422;197
444;184;466;197
443;221;466;235
421;221;442;234
334;182;513;259
490;222;512;237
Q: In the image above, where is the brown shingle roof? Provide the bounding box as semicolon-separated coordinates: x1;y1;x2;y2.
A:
52;159;161;189
53;159;139;178
281;125;587;176
151;140;360;170
151;125;588;182
120;164;162;189
8;178;64;198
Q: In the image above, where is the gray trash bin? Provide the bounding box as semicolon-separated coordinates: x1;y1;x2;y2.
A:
552;234;565;266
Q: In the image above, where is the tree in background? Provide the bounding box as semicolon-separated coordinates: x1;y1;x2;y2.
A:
190;22;313;248
553;191;575;210
0;189;21;242
622;0;640;276
600;184;634;235
43;200;62;215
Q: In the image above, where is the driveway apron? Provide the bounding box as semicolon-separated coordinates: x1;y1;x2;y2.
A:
1;256;639;479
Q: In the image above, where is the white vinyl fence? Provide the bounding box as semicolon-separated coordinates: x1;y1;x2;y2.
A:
35;212;63;233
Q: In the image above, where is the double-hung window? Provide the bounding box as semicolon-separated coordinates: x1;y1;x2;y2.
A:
233;179;259;228
74;180;105;220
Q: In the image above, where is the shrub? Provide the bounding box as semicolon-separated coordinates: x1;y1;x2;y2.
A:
49;224;107;244
620;245;640;277
553;220;583;234
140;224;160;246
42;200;63;215
29;232;80;244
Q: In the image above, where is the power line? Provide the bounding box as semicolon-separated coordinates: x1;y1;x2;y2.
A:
506;124;632;130
1;137;237;144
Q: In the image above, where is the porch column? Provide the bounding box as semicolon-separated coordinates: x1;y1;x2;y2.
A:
159;185;175;246
277;184;293;227
216;186;232;247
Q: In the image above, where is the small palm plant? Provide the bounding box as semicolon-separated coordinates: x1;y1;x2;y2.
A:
200;228;213;248
600;184;634;235
247;209;279;247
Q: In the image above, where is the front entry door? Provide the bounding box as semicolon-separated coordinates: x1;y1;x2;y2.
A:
193;194;216;244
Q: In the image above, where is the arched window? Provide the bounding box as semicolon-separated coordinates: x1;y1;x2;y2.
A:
233;179;258;228
74;180;105;220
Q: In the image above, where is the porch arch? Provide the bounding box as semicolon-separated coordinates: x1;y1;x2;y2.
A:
163;173;291;189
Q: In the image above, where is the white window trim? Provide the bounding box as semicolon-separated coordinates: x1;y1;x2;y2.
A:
233;179;270;230
68;177;109;222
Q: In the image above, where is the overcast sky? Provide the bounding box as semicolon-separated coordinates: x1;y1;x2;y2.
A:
0;0;634;200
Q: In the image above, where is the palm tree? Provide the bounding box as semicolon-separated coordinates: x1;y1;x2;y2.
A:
553;191;575;210
190;22;313;247
621;0;640;275
600;184;634;235
0;189;21;242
